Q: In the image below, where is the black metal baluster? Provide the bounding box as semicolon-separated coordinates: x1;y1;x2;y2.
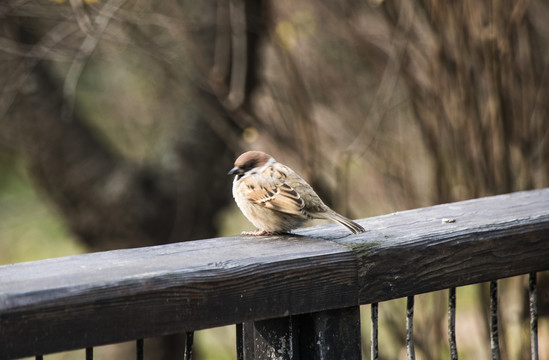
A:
236;323;244;360
35;356;43;360
406;296;415;360
136;339;144;360
529;272;538;360
448;287;458;360
371;302;379;360
490;280;500;360
184;331;194;360
86;347;93;360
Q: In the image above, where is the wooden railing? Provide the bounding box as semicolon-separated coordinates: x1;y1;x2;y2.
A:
1;189;549;359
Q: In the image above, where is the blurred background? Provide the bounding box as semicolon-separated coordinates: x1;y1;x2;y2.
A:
1;0;549;359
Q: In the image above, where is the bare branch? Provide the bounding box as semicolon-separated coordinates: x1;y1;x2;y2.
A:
69;0;95;35
62;0;128;121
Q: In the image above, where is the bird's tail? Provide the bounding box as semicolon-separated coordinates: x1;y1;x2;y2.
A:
324;210;365;234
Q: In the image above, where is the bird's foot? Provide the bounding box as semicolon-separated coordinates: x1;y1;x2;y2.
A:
242;229;275;236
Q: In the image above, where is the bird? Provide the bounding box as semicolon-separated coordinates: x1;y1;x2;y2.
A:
228;151;365;235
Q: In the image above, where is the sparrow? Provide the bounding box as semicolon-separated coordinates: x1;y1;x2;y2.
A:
228;151;365;235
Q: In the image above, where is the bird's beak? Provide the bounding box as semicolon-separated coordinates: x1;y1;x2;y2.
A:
228;167;242;176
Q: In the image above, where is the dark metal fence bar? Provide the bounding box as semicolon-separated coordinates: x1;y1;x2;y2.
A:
35;356;42;360
136;339;144;360
529;272;538;360
371;302;379;360
86;347;93;360
184;332;194;360
236;323;244;360
448;287;458;360
406;296;415;360
489;281;500;360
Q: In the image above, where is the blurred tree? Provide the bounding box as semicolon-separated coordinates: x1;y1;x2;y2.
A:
0;0;263;250
378;0;549;202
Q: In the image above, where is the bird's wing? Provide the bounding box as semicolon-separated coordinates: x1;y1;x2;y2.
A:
239;165;309;218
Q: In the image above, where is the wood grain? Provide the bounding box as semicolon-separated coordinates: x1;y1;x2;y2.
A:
1;189;549;359
0;237;358;359
298;189;549;303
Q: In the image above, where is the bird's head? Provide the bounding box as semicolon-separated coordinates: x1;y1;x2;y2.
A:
228;151;273;179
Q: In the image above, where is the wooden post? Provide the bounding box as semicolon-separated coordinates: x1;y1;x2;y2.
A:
242;317;299;359
297;306;361;359
242;306;361;360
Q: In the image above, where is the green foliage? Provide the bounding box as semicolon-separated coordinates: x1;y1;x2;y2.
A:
0;158;84;265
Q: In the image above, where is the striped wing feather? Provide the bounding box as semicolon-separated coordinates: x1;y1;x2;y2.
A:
247;182;307;217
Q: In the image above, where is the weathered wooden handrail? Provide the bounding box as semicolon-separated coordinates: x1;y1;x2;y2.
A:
1;189;549;359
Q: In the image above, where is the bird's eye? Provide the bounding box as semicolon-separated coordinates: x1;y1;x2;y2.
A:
242;163;255;172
